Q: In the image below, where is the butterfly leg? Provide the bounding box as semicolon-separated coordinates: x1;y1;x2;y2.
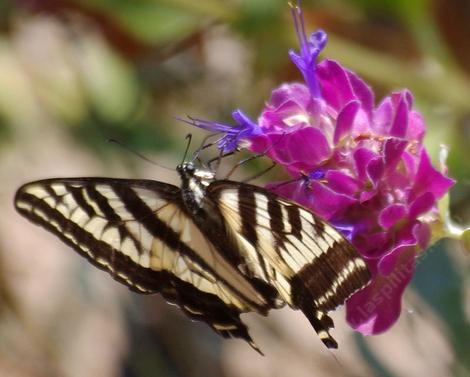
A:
223;132;285;180
241;161;276;183
207;150;235;173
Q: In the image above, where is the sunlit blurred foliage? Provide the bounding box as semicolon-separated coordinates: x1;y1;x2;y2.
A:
1;1;470;376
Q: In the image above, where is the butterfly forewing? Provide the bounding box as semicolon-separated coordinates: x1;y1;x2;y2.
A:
14;178;273;350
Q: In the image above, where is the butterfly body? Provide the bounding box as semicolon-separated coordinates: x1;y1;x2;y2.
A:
15;162;371;353
177;162;213;212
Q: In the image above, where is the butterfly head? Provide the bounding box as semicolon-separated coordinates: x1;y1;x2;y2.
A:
177;161;215;187
176;161;196;176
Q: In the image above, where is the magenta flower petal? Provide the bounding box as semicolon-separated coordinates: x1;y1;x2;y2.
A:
412;149;455;199
379;221;431;275
399;90;413;108
252;127;331;175
373;96;393;135
270;83;311;109
346;246;416;335
334;101;360;144
409;192;435;219
287;127;331;166
378;230;414;276
266;136;294;165
407;110;426;142
354;231;389;257
267;180;310;207
354;148;378;181
413;221;431;249
259;84;328;131
325;170;359;196
249;133;271;153
269;178;357;220
401;149;419;177
317;59;355;112
347;69;374;116
366;157;385;185
384;138;408;171
307;180;356;219
390;93;409;137
379;204;407;229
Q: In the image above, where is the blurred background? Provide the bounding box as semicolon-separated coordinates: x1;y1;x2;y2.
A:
0;0;469;376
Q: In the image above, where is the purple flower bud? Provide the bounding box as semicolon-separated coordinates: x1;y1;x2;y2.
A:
288;2;327;98
180;109;261;153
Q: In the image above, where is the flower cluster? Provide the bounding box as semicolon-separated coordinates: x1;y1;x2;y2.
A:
186;3;454;335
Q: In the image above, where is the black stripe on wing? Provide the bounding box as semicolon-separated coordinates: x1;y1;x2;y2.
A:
237;185;270;283
14;178;180;293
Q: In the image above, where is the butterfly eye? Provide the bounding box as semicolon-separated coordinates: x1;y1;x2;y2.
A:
185;163;195;174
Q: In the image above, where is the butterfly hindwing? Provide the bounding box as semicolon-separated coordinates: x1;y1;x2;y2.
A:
14;178;272;351
208;180;371;348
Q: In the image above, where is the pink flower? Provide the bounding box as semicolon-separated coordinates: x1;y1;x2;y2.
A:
184;3;454;336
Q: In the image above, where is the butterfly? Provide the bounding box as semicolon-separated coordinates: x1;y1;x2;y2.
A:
14;158;371;354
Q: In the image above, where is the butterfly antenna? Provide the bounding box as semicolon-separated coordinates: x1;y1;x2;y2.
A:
182;134;192;164
106;139;174;171
190;133;223;166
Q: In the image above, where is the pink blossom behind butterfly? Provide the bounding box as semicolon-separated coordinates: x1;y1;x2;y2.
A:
185;3;454;335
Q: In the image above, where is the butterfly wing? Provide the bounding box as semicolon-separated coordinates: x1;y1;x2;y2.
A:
14;178;272;351
207;180;371;348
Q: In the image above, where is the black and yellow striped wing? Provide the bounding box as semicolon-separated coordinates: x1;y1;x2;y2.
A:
15;177;371;352
14;178;273;351
208;181;371;348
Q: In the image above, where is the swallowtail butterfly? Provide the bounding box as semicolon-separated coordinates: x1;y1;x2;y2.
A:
14;160;370;353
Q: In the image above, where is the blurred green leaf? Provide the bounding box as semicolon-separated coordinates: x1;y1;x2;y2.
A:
460;228;470;254
0;113;10;144
411;241;470;375
79;34;140;122
347;0;427;21
89;0;234;43
355;334;394;377
323;33;470;112
234;0;290;74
